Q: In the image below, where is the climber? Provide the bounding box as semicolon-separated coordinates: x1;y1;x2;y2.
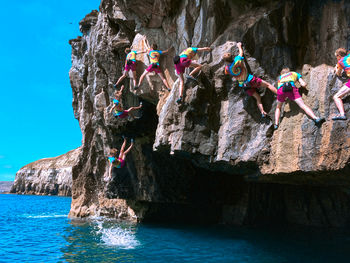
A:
137;39;172;91
114;47;147;89
174;45;212;104
332;47;350;120
108;138;134;177
274;67;325;129
223;42;277;118
110;85;143;119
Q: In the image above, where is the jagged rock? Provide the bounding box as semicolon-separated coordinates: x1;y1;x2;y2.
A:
66;0;350;226
10;148;81;196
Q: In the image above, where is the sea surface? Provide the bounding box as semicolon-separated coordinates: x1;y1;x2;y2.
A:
1;194;350;262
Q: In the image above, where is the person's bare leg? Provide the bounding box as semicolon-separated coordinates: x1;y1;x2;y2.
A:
294;98;318;120
189;62;202;77
138;70;149;87
132;70;138;88
120;137;127;155
252;91;266;115
126;104;142;114
179;73;185;98
333;85;350;116
158;72;171;91
260;80;277;94
123;142;134;156
275;101;283;127
115;71;128;86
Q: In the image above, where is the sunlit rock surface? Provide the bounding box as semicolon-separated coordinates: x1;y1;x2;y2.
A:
32;0;350;226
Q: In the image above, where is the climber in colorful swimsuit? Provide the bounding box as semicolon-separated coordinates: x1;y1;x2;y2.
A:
332;48;350;120
223;42;277;118
109;85;143;119
114;47;147;89
274;67;325;129
137;38;171;91
174;45;211;104
108;137;134;178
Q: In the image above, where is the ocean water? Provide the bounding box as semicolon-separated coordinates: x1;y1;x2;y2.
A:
1;195;350;262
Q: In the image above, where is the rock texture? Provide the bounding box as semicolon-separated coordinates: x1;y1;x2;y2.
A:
11;148;80;196
67;0;350;227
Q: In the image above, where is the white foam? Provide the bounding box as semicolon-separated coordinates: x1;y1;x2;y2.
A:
24;214;67;218
95;221;140;249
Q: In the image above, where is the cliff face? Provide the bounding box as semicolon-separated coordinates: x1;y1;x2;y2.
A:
11;148;80;196
68;0;350;226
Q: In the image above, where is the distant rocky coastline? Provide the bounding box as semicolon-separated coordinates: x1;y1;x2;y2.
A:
10;148;81;196
0;181;13;193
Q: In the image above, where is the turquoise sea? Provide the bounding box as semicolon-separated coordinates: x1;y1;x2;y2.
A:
1;194;350;262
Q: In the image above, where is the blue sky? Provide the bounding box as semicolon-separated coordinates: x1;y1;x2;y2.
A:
0;0;100;181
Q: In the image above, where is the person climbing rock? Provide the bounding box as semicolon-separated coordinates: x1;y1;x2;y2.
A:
114;47;147;90
332;48;350;120
174;45;211;104
109;85;142;119
107;137;134;178
223;42;277;118
137;38;172;91
274;67;325;129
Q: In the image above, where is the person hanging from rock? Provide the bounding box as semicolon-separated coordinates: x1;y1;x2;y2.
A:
174;45;212;104
331;48;350;120
223;42;277;118
137;38;172;91
273;67;325;129
114;47;147;90
107;137;134;178
109;85;143;119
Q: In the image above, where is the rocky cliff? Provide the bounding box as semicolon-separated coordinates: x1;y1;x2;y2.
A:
11;148;80;196
67;0;350;226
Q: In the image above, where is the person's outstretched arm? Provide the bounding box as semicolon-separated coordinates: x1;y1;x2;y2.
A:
109;104;116;114
237;42;244;57
298;77;307;88
143;37;150;51
197;47;211;52
119;85;125;93
109;162;113;179
162;47;172;55
136;50;148;54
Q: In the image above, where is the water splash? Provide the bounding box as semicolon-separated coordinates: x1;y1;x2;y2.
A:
95;220;140;249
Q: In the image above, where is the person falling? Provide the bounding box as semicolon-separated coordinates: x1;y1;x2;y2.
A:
137;38;172;91
223;42;277;118
174;45;211;104
109;85;142;120
107;137;134;179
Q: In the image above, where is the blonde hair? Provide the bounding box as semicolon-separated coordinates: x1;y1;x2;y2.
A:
280;67;290;75
335;48;347;57
110;148;118;155
223;53;233;63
